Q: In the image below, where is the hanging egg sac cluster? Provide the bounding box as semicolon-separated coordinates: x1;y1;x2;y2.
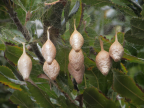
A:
68;20;85;84
18;43;32;81
42;28;60;80
95;32;124;76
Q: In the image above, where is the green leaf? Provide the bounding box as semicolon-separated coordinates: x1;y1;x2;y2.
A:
134;72;144;87
27;82;55;108
37;82;58;99
42;1;64;29
111;0;131;6
4;44;23;65
68;1;80;19
0;74;22;91
84;67;113;95
55;45;73;90
69;0;83;34
120;63;128;74
57;96;79;108
83;87;117;108
82;0;136;16
130;18;144;39
13;0;27;12
113;69;144;105
10;90;35;108
141;4;144;17
125;30;144;45
0;66;17;79
0;36;5;51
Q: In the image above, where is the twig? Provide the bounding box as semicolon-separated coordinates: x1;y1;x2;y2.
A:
29;42;45;64
2;0;45;64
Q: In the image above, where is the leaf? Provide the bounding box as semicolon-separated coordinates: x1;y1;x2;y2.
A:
130;18;144;39
10;90;35;108
69;0;83;34
68;1;80;19
55;46;73;91
120;63;128;74
42;1;65;28
134;72;144;87
57;96;79;108
4;44;23;65
13;0;27;12
0;36;5;51
84;67;113;95
125;30;144;45
27;82;55;108
141;4;144;17
0;66;17;79
113;69;144;105
0;74;21;91
83;87;117;108
82;0;136;16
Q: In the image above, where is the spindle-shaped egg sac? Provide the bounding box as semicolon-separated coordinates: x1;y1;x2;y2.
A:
18;43;32;81
69;49;84;71
95;39;112;76
68;63;85;84
43;59;60;80
42;28;56;64
70;20;84;52
109;32;124;62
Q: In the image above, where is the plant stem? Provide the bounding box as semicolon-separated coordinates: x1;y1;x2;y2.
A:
2;0;45;64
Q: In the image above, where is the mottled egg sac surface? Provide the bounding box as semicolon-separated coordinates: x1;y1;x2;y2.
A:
109;32;124;62
43;59;60;81
95;39;112;76
18;43;32;81
68;63;85;84
70;20;84;52
69;49;84;71
42;27;56;64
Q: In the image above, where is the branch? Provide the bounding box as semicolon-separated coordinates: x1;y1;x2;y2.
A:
29;42;45;64
2;0;45;64
2;0;31;41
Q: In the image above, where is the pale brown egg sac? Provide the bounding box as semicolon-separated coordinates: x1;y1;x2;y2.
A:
69;49;84;71
95;39;112;76
68;63;85;84
109;32;124;62
43;59;60;80
70;20;84;52
42;28;56;64
18;43;32;81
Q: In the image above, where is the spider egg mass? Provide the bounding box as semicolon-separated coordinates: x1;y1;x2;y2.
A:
43;59;60;80
109;32;124;62
95;39;112;76
68;63;85;84
69;49;84;71
70;20;84;52
42;28;56;64
18;43;32;80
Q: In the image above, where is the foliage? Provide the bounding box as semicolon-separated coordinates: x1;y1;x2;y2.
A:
0;0;144;108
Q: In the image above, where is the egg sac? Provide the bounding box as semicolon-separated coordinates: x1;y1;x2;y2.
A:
43;59;60;80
